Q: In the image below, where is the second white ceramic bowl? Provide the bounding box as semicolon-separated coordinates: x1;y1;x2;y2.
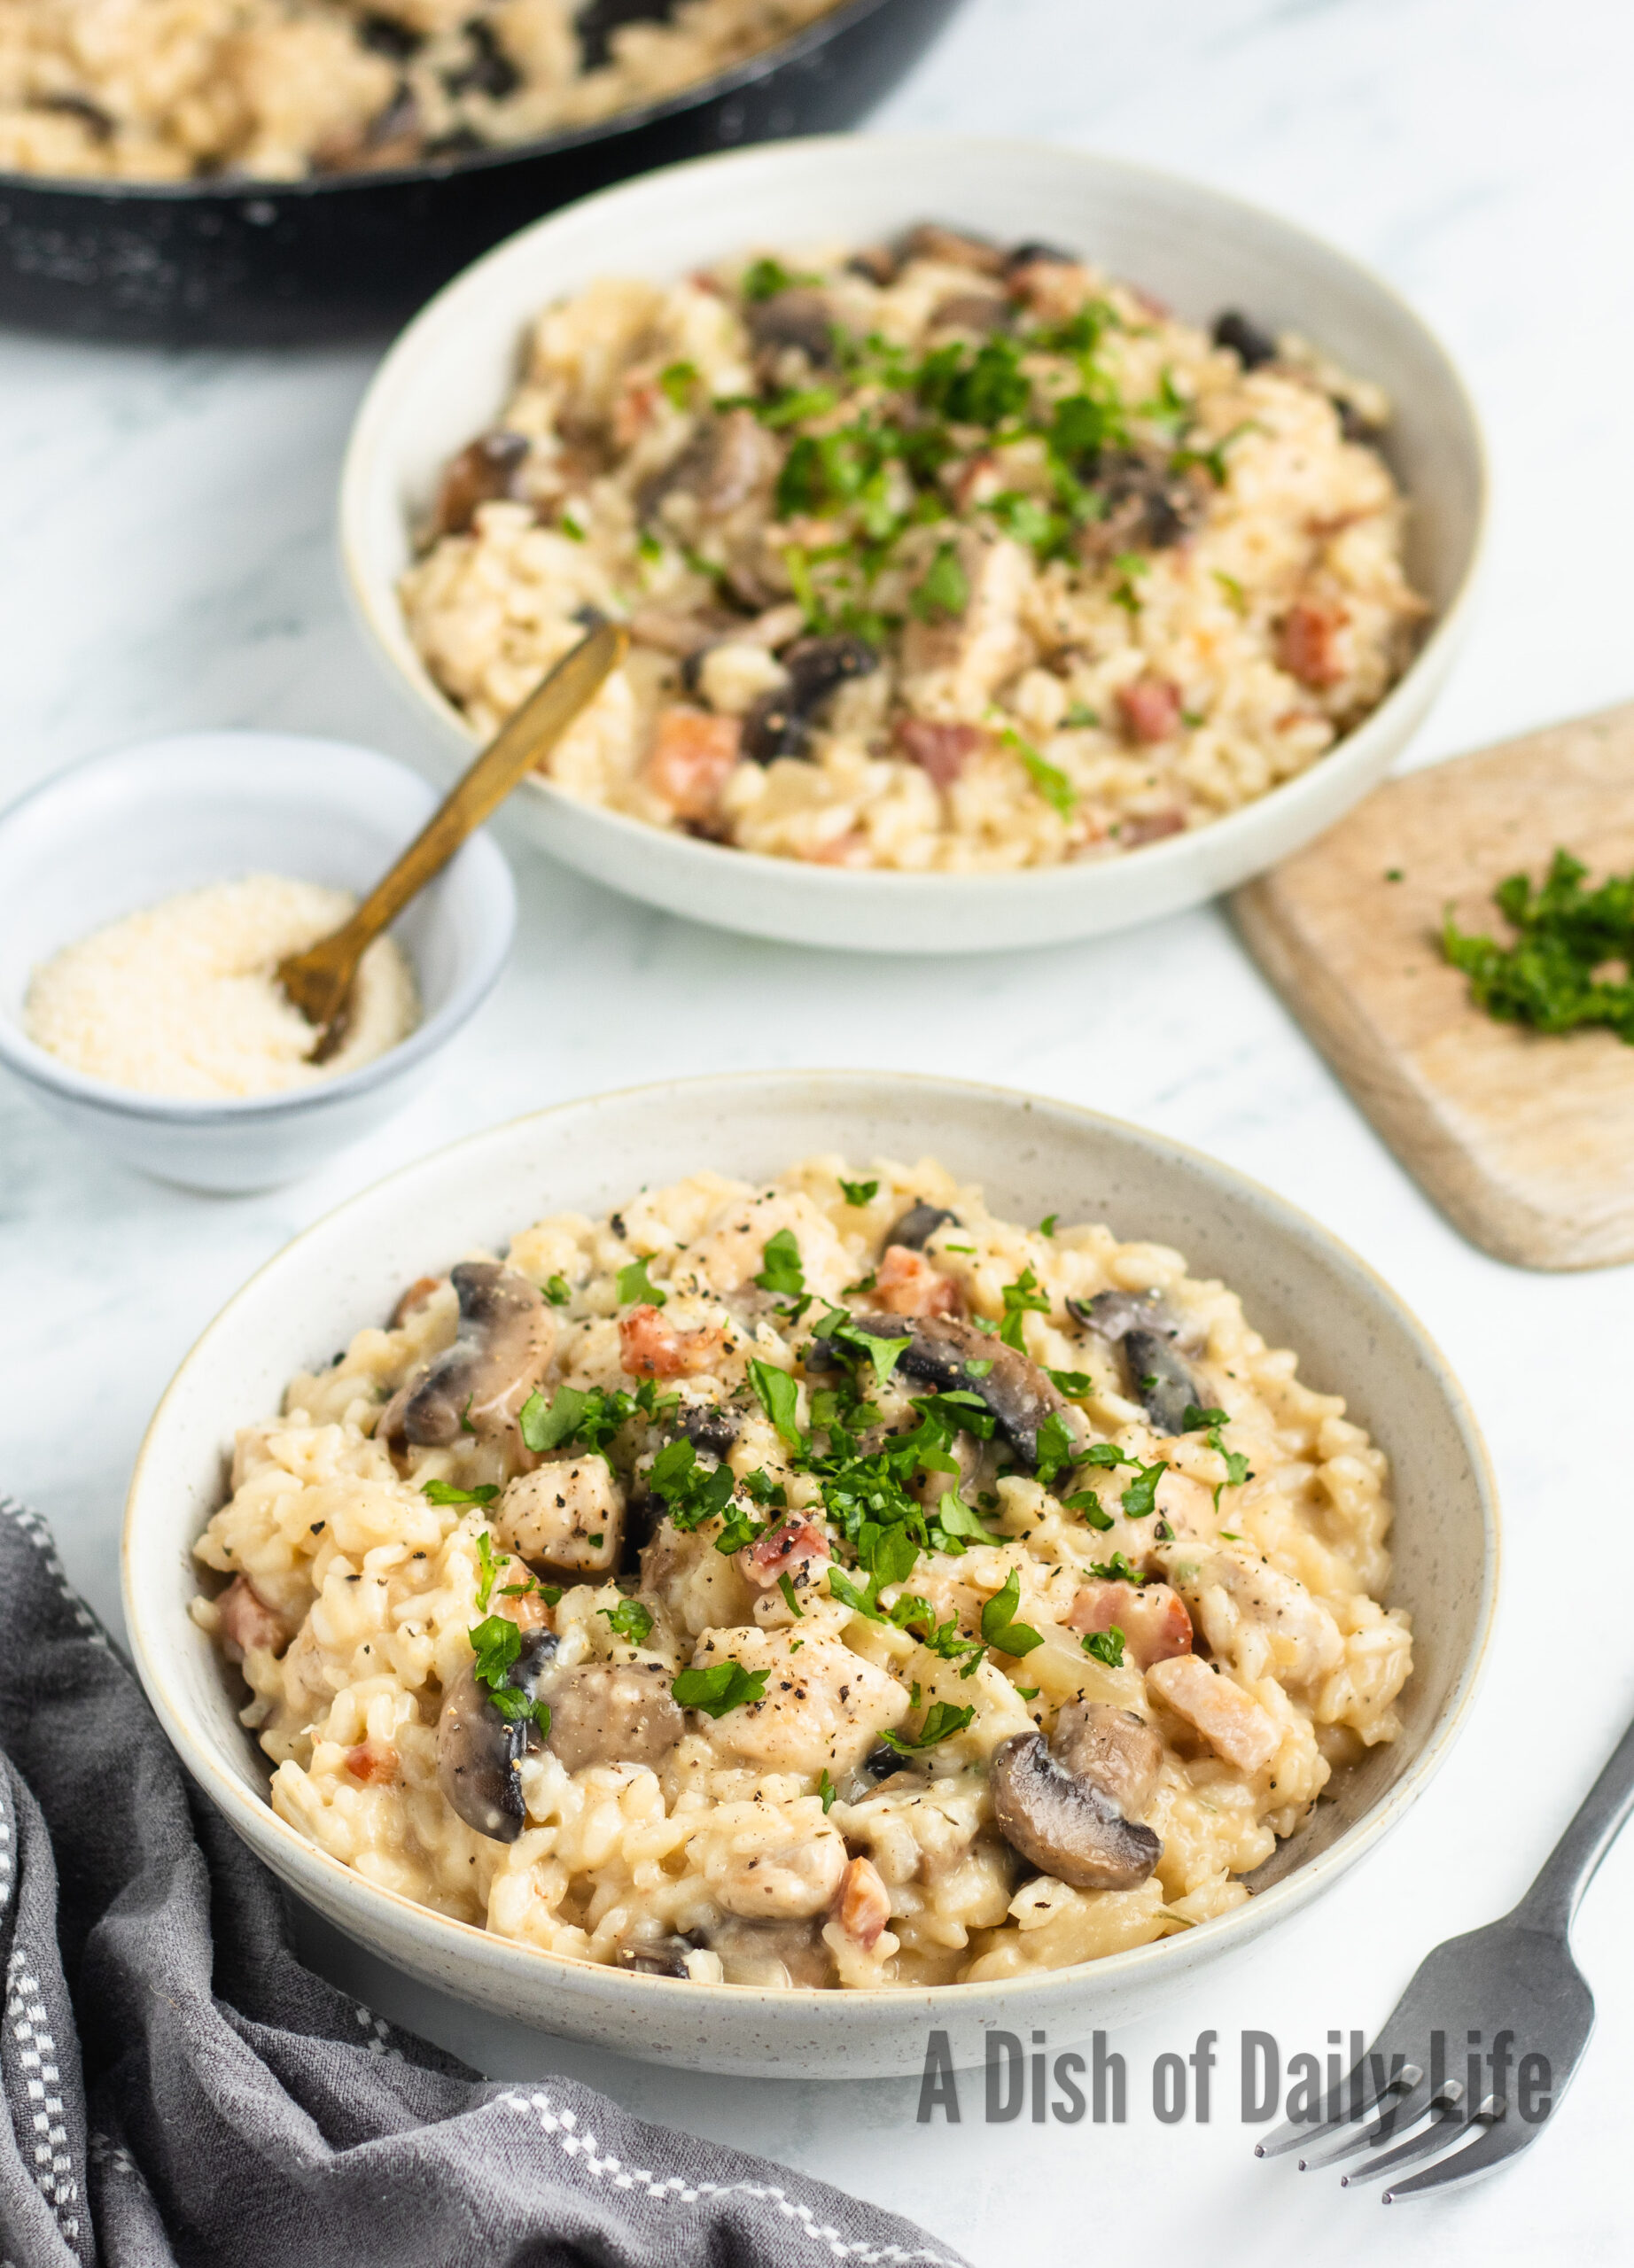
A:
0;733;515;1192
124;1072;1498;2075
341;135;1486;953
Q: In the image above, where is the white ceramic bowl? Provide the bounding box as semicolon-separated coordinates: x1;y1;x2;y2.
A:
124;1071;1498;2077
340;134;1487;954
0;733;515;1192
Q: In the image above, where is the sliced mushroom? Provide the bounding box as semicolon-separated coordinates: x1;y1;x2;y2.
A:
436;1628;557;1841
989;1714;1163;1891
707;1915;835;1989
740;634;878;763
1121;1330;1202;1436
1077;450;1203;561
746;287;836;365
1067;1290;1206;1434
641;406;775;524
900;221;1006;276
883;1200;960;1252
1212;309;1278;369
1002;239;1078;273
431;431;528;539
1051;1701;1163;1817
680;1402;740;1457
811;1313;1074;1471
541;1661;684;1774
617;1931;707;1977
377;1262;555;1453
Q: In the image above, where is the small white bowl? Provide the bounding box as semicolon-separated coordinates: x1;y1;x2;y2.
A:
340;134;1487;954
123;1071;1498;2077
0;732;515;1192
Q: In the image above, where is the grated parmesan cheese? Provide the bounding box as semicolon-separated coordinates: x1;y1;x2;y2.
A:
25;874;419;1099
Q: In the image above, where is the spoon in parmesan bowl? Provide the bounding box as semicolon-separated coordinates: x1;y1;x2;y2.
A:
278;618;626;1060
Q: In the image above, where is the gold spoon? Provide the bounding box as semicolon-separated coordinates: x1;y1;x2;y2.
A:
278;619;627;1062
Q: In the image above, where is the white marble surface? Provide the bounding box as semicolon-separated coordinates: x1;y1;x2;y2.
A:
4;0;1634;2258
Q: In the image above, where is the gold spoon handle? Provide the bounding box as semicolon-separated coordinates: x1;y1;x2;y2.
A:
281;619;626;1041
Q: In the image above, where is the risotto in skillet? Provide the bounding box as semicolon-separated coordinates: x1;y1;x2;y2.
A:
401;227;1428;870
194;1157;1412;1989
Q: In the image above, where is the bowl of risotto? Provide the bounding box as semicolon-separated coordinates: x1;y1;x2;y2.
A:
123;1071;1497;2074
340;135;1486;952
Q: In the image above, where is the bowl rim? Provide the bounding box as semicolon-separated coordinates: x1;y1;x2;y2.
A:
0;728;517;1125
0;0;910;205
338;130;1490;905
122;1066;1502;2015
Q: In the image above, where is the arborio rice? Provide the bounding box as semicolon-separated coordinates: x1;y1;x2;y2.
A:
193;1154;1412;1990
0;0;838;180
400;227;1429;873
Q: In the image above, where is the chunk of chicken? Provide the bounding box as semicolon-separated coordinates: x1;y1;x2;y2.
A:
496;1458;624;1575
1164;1549;1343;1688
699;1807;849;1919
686;1627;909;1775
1146;1654;1280;1774
541;1661;684;1774
1067;1580;1192;1670
899;532;1034;717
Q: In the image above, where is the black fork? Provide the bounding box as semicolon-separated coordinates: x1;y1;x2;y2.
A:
1255;1710;1634;2200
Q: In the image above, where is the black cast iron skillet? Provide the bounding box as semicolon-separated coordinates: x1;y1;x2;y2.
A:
0;0;961;346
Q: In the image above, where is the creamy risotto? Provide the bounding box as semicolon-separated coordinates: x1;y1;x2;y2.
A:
401;229;1428;873
0;0;838;180
193;1155;1412;1990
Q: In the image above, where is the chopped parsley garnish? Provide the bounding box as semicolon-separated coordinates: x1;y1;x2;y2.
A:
882;1699;977;1752
817;1767;836;1813
1034;1410;1078;1489
754;1227;805;1300
932;1491;993;1549
1062;703;1100;728
813;1309;912;1388
742;256;808;302
1120;1459;1168;1519
468;1612;551;1736
777;1571;805;1619
979;1568;1043;1658
1039;1213;1059;1237
965;1356;993;1376
911;541;969;622
839;1177;879;1207
600;1597;654;1645
1062;1490;1116;1532
647;1434;738;1532
518;1377;674;1456
658;359;699;408
1047;1368;1093;1397
1442;850;1634;1045
998;1265;1051;1351
473;1529;502;1611
423;1479;499;1508
1082;1625;1126;1668
747;1357;803;1447
1088;1550;1145;1584
543;1274;572;1307
1079;1442;1135;1470
1000;726;1076;818
1212;569;1248;616
1110;550;1150;612
1184;1402;1251;1496
673;1660;769;1716
616;1254;667;1307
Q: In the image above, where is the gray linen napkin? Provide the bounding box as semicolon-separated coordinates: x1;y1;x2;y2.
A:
0;1496;966;2268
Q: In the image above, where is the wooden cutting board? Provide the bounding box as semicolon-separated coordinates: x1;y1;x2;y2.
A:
1232;702;1634;1271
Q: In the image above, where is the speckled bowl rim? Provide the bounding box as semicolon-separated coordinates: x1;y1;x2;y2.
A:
0;732;517;1126
122;1069;1500;2035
